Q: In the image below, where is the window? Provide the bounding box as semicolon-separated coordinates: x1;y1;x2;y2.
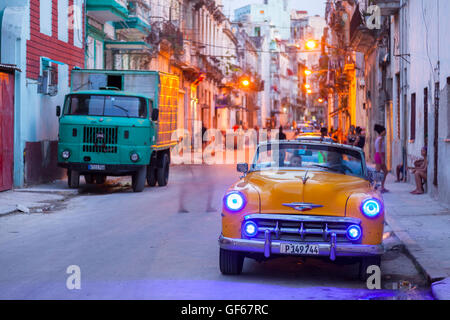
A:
410;93;416;141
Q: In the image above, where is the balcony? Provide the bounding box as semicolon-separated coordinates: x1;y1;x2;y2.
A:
114;1;151;39
349;7;377;52
371;0;401;16
87;0;128;23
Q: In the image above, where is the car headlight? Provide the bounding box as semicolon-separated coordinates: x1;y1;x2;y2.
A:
243;221;258;237
346;224;362;241
224;191;246;212
61;150;71;160
361;198;382;218
130;152;139;162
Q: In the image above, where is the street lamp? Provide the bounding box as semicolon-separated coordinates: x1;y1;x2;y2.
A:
304;84;311;89
305;40;318;50
304;69;312;76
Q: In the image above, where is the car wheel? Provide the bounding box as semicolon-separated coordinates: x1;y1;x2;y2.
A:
358;256;381;282
132;166;147;192
157;153;169;187
219;249;244;275
147;166;157;186
95;175;107;185
84;174;95;184
68;170;80;188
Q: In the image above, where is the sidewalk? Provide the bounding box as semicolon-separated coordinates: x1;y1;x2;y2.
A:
382;173;450;300
0;180;77;217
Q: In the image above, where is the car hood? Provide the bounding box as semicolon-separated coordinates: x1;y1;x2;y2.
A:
246;169;370;216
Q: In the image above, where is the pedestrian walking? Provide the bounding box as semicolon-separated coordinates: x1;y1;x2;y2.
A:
374;124;388;193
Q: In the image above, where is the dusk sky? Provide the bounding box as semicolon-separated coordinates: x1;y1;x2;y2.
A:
222;0;327;19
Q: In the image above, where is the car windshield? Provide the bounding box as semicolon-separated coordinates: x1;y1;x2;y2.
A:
64;94;147;118
252;143;365;177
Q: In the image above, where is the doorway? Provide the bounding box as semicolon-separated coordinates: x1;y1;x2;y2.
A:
0;71;15;191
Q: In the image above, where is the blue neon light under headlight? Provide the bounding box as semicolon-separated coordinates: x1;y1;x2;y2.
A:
346;225;362;241
243;221;258;237
361;199;382;218
224;191;245;212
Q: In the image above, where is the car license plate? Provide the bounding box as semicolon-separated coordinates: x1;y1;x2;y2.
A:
88;164;106;171
280;243;320;255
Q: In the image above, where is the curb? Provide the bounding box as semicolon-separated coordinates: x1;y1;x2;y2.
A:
431;278;450;300
385;214;450;300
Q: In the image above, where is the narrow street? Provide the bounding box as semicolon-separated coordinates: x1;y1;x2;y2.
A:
0;164;432;300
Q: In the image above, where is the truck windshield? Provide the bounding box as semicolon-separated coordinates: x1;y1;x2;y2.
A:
64;94;147;118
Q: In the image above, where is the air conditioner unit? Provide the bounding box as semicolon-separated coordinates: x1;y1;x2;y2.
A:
37;66;58;96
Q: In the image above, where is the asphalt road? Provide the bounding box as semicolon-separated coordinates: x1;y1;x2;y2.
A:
0;164;433;299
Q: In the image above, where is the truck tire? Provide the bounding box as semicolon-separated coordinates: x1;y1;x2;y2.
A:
358;256;381;282
68;170;80;188
157;153;169;187
147;166;157;186
132;166;146;192
84;174;94;184
219;249;244;275
95;175;106;185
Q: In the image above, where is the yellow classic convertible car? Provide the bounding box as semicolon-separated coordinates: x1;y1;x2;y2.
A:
219;140;384;280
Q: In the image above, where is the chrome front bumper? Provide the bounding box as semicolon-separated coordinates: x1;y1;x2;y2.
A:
219;235;384;260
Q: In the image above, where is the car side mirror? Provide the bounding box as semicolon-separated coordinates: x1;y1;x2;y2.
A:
151;108;159;122
237;163;248;174
56;105;61;117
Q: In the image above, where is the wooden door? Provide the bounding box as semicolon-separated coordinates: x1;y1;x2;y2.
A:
0;72;14;191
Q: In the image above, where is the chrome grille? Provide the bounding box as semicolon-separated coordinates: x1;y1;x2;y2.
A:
82;126;118;153
244;214;361;244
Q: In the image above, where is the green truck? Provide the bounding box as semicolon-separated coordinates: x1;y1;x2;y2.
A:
57;70;179;192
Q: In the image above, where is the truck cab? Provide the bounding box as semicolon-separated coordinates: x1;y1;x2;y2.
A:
57;70;179;192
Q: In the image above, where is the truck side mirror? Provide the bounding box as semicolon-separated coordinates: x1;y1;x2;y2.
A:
151;108;159;122
56;105;61;117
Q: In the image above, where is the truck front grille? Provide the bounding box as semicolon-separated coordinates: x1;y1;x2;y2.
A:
82;126;118;153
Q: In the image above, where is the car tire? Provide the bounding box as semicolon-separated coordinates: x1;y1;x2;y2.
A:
157;153;169;187
147;166;157;186
132;166;147;192
68;170;80;188
358;256;381;282
219;249;244;275
84;174;95;184
95;175;107;185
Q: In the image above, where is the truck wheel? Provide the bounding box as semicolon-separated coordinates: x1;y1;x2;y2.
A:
68;170;80;188
84;174;94;184
358;256;381;282
219;249;244;275
132;166;147;192
147;166;157;186
95;175;107;185
157;153;169;187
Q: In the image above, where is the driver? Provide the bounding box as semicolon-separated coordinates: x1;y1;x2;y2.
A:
326;151;343;168
290;155;302;167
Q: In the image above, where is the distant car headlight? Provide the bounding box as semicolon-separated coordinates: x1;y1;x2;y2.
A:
361;198;382;218
346;224;362;241
130;152;139;162
61;150;71;160
243;221;258;237
224;191;246;212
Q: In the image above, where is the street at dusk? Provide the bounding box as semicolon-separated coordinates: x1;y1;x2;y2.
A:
0;0;450;306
